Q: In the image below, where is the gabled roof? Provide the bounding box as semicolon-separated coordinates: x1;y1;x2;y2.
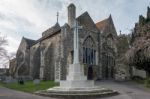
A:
77;11;98;32
17;37;36;52
96;18;108;31
23;37;36;47
96;15;117;37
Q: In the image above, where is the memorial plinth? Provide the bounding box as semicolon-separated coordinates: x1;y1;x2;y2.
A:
60;63;94;88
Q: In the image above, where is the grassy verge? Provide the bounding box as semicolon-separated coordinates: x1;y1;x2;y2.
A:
133;78;145;84
145;78;150;88
132;76;150;88
0;80;58;93
132;76;145;84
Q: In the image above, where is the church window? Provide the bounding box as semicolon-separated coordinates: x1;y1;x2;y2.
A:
83;36;96;65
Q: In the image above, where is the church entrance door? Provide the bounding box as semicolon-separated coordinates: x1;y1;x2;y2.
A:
87;66;93;80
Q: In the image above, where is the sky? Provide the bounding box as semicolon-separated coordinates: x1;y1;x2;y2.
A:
0;0;150;55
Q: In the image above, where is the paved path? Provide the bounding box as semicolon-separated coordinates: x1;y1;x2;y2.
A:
95;80;150;99
0;81;150;99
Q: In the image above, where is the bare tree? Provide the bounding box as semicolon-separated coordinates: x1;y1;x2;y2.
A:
0;34;8;59
0;34;16;77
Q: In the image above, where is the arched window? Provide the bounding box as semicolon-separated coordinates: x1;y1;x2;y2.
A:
83;36;96;65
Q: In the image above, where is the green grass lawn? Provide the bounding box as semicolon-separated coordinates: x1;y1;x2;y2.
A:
0;80;58;93
132;77;150;88
133;79;145;84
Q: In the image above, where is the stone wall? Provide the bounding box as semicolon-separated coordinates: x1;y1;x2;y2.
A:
115;34;131;81
132;67;146;78
16;38;30;77
30;43;40;79
30;32;62;81
101;30;117;79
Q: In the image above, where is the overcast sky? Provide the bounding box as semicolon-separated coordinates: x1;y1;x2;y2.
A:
0;0;150;55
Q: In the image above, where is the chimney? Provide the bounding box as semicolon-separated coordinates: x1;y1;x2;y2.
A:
68;3;76;28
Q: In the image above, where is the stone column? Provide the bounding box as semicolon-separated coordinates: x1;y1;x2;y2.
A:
73;21;79;64
66;20;86;81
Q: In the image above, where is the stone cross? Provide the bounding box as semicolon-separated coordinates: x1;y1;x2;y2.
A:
73;20;82;64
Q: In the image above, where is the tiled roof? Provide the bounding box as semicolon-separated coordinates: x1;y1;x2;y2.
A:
96;15;117;37
96;18;109;31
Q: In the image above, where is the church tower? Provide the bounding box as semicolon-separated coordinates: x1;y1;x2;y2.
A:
68;3;76;28
147;7;150;19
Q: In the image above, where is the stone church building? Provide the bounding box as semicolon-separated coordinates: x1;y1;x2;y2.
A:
12;4;119;81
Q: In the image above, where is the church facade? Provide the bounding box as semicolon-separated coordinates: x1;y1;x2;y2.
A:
12;4;120;81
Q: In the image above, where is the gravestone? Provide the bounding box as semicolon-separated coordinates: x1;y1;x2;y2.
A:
33;79;40;84
4;76;17;84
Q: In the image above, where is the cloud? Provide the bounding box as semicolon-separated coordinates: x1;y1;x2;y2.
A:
5;36;20;53
0;0;149;56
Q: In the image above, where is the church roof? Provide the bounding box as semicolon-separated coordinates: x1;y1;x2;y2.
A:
23;37;36;47
42;22;61;37
96;18;108;31
77;11;99;32
96;15;117;37
34;23;61;44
